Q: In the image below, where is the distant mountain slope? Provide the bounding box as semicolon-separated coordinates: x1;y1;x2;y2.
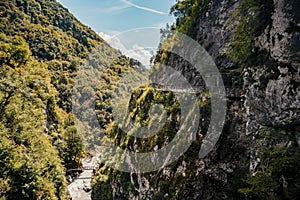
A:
0;0;103;60
1;0;110;113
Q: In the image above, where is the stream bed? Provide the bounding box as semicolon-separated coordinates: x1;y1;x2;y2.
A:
68;155;100;200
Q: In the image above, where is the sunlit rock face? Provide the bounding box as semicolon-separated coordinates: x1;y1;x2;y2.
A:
92;0;299;199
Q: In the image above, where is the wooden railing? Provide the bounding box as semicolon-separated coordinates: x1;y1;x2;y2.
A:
67;166;96;172
149;73;243;98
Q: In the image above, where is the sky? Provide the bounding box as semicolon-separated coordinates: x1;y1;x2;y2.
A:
57;0;176;67
57;0;176;35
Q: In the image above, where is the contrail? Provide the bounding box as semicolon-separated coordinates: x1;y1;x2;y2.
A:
120;0;168;15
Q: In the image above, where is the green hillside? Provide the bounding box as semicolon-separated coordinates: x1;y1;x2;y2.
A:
0;0;142;199
0;0;103;60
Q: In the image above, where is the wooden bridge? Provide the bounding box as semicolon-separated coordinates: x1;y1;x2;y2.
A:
66;166;97;172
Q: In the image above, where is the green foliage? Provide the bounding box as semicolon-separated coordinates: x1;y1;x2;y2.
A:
0;0;103;61
0;34;31;68
238;128;300;200
92;166;137;199
225;0;262;65
1;0;143;199
0;34;71;199
225;0;274;67
103;87;181;152
92;85;213;199
171;0;211;36
0;0;107;114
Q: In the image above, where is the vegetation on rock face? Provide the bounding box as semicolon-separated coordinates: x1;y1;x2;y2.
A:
225;0;274;66
225;0;261;65
170;0;211;37
238;127;300;200
225;1;300;199
92;85;212;199
92;0;299;199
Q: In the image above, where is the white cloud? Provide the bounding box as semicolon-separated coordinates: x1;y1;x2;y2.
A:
119;0;168;15
125;45;155;67
98;32;112;41
98;29;160;68
109;37;155;68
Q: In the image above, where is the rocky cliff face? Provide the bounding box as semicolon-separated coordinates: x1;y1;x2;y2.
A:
92;0;300;199
243;1;300;187
245;0;300;134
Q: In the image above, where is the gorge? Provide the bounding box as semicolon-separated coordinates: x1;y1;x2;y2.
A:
0;0;299;200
